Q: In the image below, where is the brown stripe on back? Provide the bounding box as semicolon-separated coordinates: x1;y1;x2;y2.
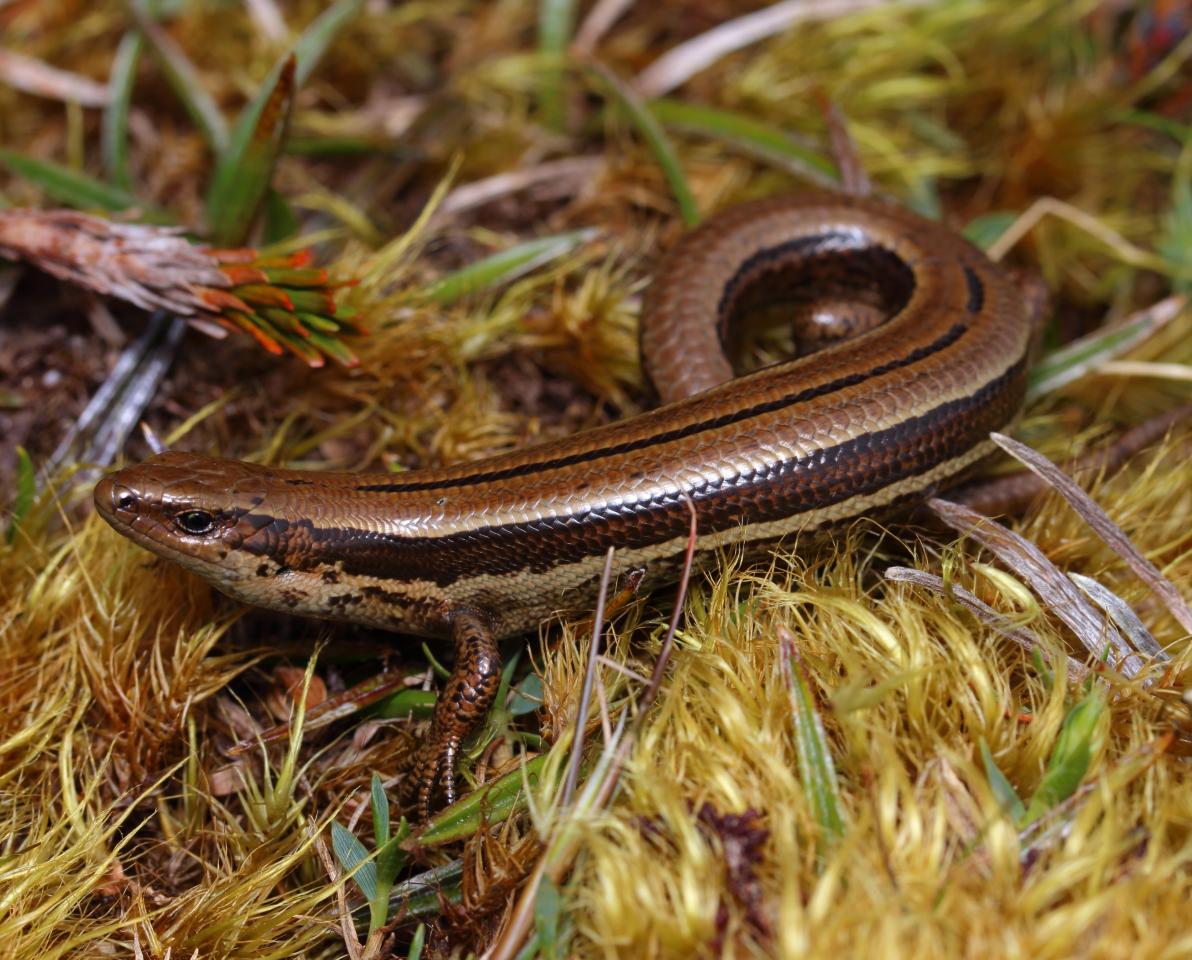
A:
357;321;967;495
256;356;1027;586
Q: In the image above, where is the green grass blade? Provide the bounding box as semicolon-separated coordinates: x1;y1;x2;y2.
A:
1022;689;1106;825
782;637;845;847
1027;296;1185;399
103;31;143;189
538;0;577;130
406;923;426;960
331;820;377;901
371;772;390;847
649;98;837;183
1159;163;1192;294
534;874;563;960
979;739;1025;822
414;754;548;846
261;189;300;243
205;56;295;246
422;228;597;304
370;836;402;934
293;0;366;87
5;447;35;545
585;64;699;227
127;2;229;152
371;688;437;720
0;150;168;219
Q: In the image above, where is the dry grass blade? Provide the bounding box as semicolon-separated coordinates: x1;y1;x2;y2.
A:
633;0;932;97
817;91;868;196
986;196;1173;271
1098;360;1192;381
0;48;109;107
572;0;634;55
990;431;1192;635
929;498;1144;677
955;405;1192;515
1069;572;1169;662
562;546;615;807
883;566;1090;679
435;157;603;221
245;0;287;40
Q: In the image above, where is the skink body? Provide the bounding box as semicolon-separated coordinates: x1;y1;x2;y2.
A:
94;192;1037;813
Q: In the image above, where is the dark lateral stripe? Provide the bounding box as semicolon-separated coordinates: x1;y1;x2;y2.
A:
271;355;1027;586
716;229;877;319
357;321;968;494
962;265;985;314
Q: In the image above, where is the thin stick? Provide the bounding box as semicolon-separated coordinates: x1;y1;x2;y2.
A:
562;546;616;807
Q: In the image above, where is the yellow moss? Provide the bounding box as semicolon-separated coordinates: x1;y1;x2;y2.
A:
3;0;1192;956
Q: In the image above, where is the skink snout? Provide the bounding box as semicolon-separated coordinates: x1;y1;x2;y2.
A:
93;473;140;525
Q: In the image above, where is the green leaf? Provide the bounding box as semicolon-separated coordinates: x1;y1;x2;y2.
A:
205;56;296;247
331;820;376;901
0;150;168;219
534;874;563;960
508;672;543;717
128;2;229;152
103;30;143;189
371;688;437;720
261;189;300;244
1026;297;1183;400
369;836;402;934
293;0;366;87
585;65;699;227
1114;108;1190;144
414;754;548;846
406;923;426;960
1159;165;1192;295
1022;689;1106;824
6;447;35;544
979;738;1025;823
538;0;577;131
303;327;359;367
962;211;1018;251
371;772;390;847
422;229;597;304
649;98;837;182
784;645;845;846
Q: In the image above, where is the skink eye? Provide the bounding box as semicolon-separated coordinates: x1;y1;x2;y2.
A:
117;493;135;511
175;510;216;535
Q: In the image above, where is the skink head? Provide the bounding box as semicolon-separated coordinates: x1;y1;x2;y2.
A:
95;451;292;592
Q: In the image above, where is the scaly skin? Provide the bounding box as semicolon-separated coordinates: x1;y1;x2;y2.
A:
94;192;1037;818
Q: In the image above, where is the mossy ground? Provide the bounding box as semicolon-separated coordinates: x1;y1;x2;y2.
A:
1;1;1191;957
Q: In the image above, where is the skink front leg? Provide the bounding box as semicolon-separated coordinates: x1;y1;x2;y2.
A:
403;609;502;820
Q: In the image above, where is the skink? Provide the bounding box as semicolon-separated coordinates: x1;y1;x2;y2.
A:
94;192;1037;816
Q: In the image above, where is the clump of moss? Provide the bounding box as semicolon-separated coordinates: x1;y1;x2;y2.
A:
2;1;1190;957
